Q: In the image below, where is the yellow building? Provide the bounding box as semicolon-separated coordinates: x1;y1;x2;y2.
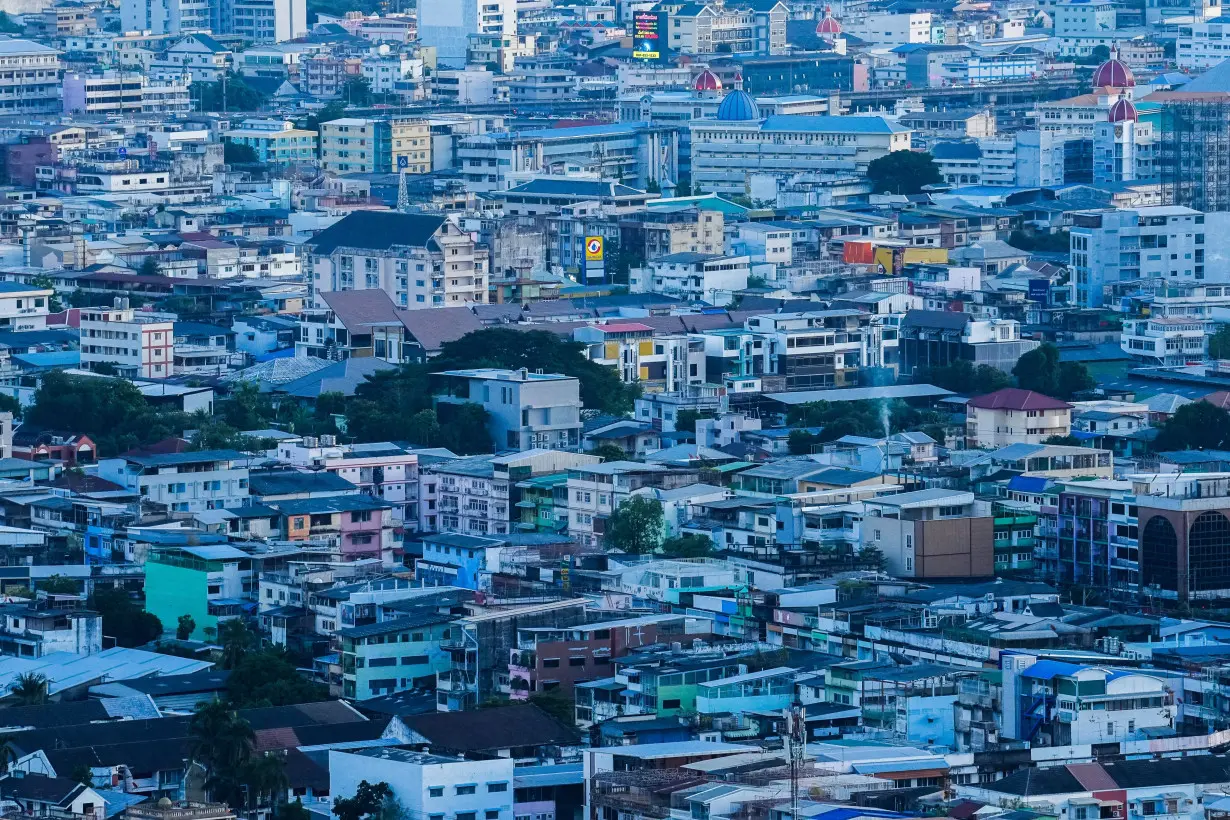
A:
320;116;431;175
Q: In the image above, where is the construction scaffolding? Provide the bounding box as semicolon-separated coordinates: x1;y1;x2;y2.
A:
1157;94;1230;212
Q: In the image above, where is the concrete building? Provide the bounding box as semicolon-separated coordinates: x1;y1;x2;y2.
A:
897;310;1038;376
965;388;1074;449
0;282;52;333
62;72;192;116
79;307;175;378
630;253;751;303
306;211;488;309
99;450;252;514
417;0;516;62
329;748;514;820
143;543;252;639
1176;18;1230;69
120;0;305;41
222;119;317;164
320;117;431;175
434;368;584;452
1069;206;1206;309
339;613;455;699
665;0;788;55
861;489;994;578
0;40;62;116
845;12;934;44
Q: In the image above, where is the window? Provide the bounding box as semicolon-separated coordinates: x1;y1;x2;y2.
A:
543;658;560;668
456;786;476;796
429;788;443;798
569;657;586;667
662;698;681;709
486;813;499;820
487;783;508;793
457;814;477;820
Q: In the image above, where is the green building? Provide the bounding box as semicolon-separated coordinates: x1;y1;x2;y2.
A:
338;613;455;700
514;473;569;533
144;545;253;640
993;506;1038;574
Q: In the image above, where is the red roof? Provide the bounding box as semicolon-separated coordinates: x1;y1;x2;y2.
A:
1092;58;1134;89
1203;390;1230;409
966;388;1071;411
1108;97;1137;122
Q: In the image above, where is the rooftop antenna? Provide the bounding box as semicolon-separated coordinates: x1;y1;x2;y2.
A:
397;169;409;212
784;704;807;820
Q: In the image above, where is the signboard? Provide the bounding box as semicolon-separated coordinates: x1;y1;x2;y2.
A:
633;11;662;60
117;147;127;157
585;235;605;262
1028;278;1050;306
397;155;408;169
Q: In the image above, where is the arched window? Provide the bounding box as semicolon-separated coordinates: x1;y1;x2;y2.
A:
1190;510;1230;592
1141;514;1179;592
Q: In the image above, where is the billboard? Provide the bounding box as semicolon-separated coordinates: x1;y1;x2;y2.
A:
585;236;605;262
633;11;662;60
1028;278;1050;306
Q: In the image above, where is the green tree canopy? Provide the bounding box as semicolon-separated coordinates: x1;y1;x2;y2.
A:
660;533;713;558
1012;343;1095;400
1210;325;1230;360
915;359;1012;394
224;141;259;164
27;371;189;456
333;781;393;820
1154;401;1230;451
604;496;664;554
866;150;943;194
177;614;197;641
89;587;163;647
192;73;267;112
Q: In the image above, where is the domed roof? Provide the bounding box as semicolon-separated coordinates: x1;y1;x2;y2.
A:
716;89;760;121
816;6;842;34
694;69;722;92
1108;97;1138;122
1093;57;1135;89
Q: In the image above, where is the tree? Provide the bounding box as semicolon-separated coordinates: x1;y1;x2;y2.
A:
224;141;259;164
866;150;943;194
218;619;258;669
0;392;20;419
177;614;198;641
674;409;712;435
1044;434;1082;446
30;273;61;312
344;76;374;106
0;735;16;774
227;648;328;707
1210;325;1230;360
9;673;49;705
38;574;81;594
604;496;664;554
660;533;713;558
858;545;888;573
591;443;629;462
1154;401;1230;451
527;691;574;725
915;359;1012;394
138;256;161;277
70;763;94;787
333;781;393;820
280;800;313;820
238;753;290;811
89;587;164;647
192;73;267;112
1091;44;1111;62
0;11;21;32
434;402;492;455
1013;342;1095;400
189;701;255;794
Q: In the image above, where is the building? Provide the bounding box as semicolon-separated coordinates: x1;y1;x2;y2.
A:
1069;206;1206;309
845;12;934;43
689;98;912;196
862;489;995;578
965;388;1074;449
120;0;305;41
222;119;317;164
62;72;192;116
0;281;53;333
79;307;175;378
417;0;516;61
329;748;515;820
320;117;431;175
1156;93;1230;213
1177;18;1230;70
630;253;751;303
306;211;488;309
98;450;252;514
434;369;584;452
897;310;1038;376
0;39;62;116
339;612;455;699
1138;473;1230;602
143;543;253;639
665;0;788;56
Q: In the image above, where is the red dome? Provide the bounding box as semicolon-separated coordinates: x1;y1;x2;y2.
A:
1093;58;1135;89
816;5;842;34
1108;97;1138;122
694;69;722;92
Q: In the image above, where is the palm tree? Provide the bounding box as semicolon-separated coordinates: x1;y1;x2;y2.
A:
241;753;289;810
9;673;49;705
188;700;255;795
0;735;17;774
218;619;256;670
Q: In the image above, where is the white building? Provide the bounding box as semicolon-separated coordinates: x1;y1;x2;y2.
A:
0;282;52;333
277;438;421;530
846;12;934;44
121;0;305;41
631;253;751;303
1070;206;1206;308
79;307;174;378
1176;17;1230;69
1053;0;1115;35
329;749;515;820
417;0;516;62
435;368;584;452
99;450;252;513
0;39;62;115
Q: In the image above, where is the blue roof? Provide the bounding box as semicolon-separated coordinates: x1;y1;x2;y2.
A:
761;114;907;134
1070;430;1101;440
1021;660;1084;679
1007;475;1050;493
512;122;650;140
12;351;80;368
717;90;760;121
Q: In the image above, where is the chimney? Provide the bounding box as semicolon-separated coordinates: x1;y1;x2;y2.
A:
517;367;529;380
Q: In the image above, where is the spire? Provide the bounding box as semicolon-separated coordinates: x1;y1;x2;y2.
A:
397;170;409;212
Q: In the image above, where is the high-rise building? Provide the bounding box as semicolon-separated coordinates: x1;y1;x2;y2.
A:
1155;93;1230;212
120;0;305;42
417;0;517;62
320;117;431;175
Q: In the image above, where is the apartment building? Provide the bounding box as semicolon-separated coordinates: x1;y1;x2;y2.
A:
0;39;62;116
277;438;420;530
306;211;488;309
99;450;252;514
965;388;1074;449
434;369;584;453
845;11;934;43
320;117;431;175
62;72;192;116
0;281;52;333
302;53;361;98
573;324;706;392
1121;282;1230;364
1177;18;1230;69
566;461;701;547
120;0;305;41
79;307;175;378
426;449;599;537
271;495;395;562
143;543;253;640
631;253;751;303
222;118;317;164
339;612;455;699
417;0;517;60
666;0;788;55
898;310;1037;376
861;489;994;578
